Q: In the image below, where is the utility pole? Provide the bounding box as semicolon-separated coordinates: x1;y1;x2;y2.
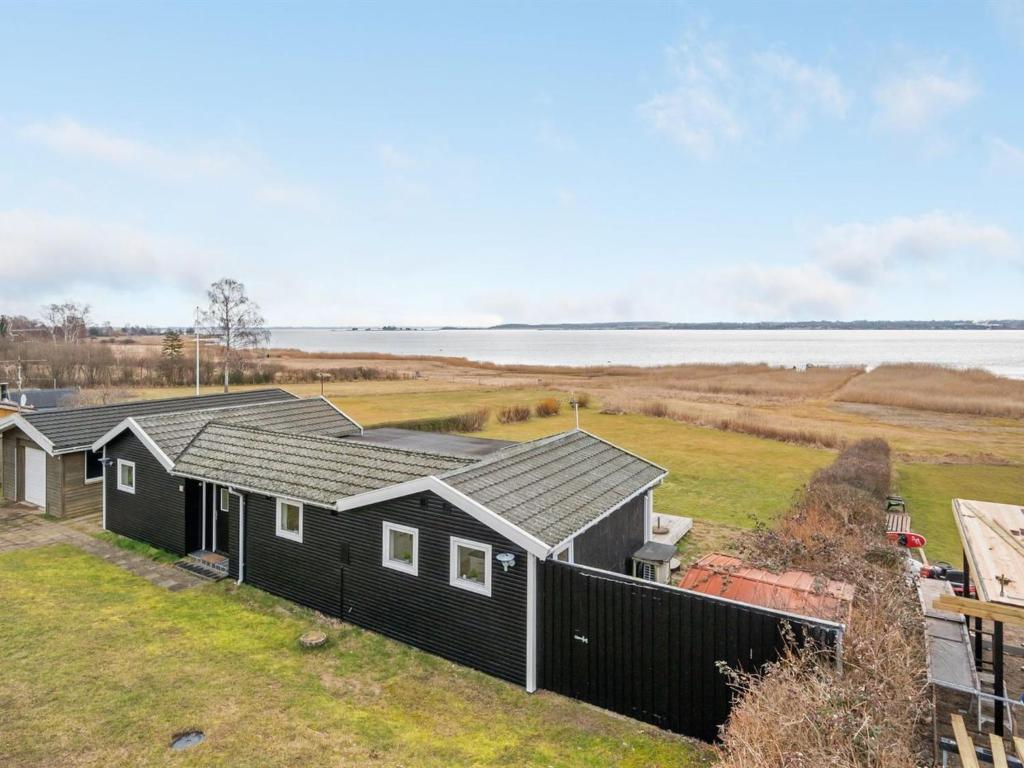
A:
194;306;201;396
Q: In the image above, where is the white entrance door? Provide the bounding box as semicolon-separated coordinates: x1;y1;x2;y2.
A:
23;447;46;508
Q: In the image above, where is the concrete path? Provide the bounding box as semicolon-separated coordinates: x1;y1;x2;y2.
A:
0;503;205;591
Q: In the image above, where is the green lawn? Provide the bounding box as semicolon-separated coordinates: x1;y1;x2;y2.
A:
895;463;1024;565
0;545;711;767
335;389;834;529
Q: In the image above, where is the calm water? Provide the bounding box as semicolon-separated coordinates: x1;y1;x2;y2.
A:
269;328;1024;378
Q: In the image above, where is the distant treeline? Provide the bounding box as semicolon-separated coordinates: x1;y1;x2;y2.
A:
487;319;1024;330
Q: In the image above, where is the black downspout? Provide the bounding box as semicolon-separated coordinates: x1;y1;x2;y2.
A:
994;620;1005;737
965;552;983;669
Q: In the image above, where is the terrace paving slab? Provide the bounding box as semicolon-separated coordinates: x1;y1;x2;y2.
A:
0;502;205;590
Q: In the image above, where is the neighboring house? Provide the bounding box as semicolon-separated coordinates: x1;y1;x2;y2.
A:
0;388;308;516
90;412;666;690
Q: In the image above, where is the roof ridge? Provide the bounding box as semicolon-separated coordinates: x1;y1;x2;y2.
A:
134;396;308;425
440;430;578;479
24;387;295;420
193;421;475;464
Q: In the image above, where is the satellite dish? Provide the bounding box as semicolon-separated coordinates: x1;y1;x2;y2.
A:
19;394;27;407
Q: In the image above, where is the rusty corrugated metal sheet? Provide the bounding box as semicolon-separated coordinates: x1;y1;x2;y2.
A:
678;553;854;624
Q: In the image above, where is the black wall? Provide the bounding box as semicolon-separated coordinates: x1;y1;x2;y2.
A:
104;432;187;555
537;560;841;742
572;494;645;573
239;490;529;684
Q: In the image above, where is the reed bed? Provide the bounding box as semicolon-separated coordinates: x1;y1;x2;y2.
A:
497;404;532;423
836;363;1024;418
603;399;845;449
718;439;929;767
374;407;490;433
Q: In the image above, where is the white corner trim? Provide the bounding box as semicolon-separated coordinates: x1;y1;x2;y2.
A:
101;446;108;530
91;417;175;472
318;395;364;435
334;476;551;558
449;536;492;597
526;553;537;692
0;414;55;455
116;459;136;494
275;498;303;543
381;521;419;576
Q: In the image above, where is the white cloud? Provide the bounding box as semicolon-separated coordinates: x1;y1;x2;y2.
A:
21;118;235;181
989;136;1024;171
639;31;741;158
815;212;1020;284
715;212;1021;319
377;142;414;169
754;51;850;119
872;68;975;133
714;263;854;319
0;209;211;300
641;29;850;155
21;118;321;209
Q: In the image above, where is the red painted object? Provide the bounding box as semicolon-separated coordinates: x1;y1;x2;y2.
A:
888;531;926;549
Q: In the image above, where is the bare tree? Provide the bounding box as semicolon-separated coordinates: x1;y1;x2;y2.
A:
201;278;269;392
42;301;91;344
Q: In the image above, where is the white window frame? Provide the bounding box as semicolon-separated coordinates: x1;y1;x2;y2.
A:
381;521;419;576
449;536;492;597
84;449;104;485
219;487;230;513
275;498;303;543
116;459;135;494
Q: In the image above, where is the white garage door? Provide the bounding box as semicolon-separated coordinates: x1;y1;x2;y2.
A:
23;446;46;508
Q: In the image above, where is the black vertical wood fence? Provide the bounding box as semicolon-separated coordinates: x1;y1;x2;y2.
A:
537;560;843;742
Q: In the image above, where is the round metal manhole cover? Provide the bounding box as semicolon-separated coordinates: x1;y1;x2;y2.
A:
170;730;204;751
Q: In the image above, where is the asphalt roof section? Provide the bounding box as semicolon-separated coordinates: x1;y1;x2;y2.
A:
133;397;361;460
173;422;473;506
4;388;80;411
440;430;666;548
342;427;515;458
18;388;296;453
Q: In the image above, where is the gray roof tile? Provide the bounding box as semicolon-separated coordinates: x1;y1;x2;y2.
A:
173;423;472;505
23;389;297;453
135;397;360;459
441;430;666;547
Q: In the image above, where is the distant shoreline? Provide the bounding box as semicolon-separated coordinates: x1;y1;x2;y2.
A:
264;320;1024;332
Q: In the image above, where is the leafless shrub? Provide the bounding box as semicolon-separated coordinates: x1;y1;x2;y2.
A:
497;404;532;423
574;392;592;408
719;440;929;767
375;407;490;433
535;398;561;417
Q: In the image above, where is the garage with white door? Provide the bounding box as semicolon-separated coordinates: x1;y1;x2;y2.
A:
23;446;46;509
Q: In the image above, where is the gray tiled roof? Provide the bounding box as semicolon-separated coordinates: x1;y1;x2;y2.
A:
441;430;666;547
342;427;514;458
173;423;473;505
22;389;297;453
134;397;360;460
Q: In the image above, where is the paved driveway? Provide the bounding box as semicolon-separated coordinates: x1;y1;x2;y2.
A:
0;502;205;591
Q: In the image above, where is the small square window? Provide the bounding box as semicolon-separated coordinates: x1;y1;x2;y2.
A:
219;487;230;513
84;450;103;483
276;499;302;542
382;522;418;575
449;537;491;597
116;459;135;494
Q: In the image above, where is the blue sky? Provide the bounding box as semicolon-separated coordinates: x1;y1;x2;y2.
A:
2;1;1023;326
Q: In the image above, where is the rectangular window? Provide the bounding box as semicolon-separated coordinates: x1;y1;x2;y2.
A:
382;521;418;575
555;544;572;563
219;487;230;513
84;450;103;483
116;459;135;494
449;537;492;597
275;499;302;542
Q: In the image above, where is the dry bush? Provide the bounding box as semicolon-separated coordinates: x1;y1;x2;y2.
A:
376;408;490;433
638;400;671;418
535;398;561;417
836;363;1024;418
497;404;532;424
719;439;929;767
574;392;592;408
